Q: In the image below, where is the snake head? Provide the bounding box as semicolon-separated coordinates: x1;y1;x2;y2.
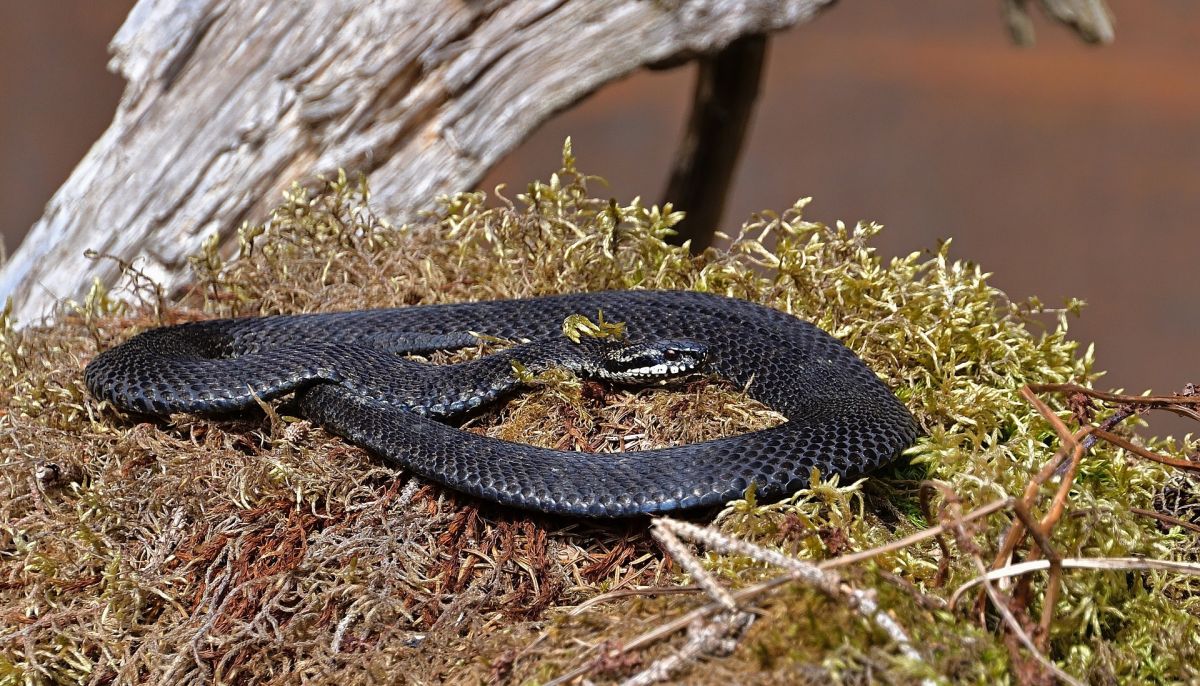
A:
594;338;709;383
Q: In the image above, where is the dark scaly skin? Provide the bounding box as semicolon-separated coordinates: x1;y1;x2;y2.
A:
85;290;918;517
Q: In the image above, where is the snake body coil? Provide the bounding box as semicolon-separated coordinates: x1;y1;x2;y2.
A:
85;290;917;517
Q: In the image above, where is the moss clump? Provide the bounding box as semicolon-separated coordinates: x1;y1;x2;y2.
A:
1;142;1197;684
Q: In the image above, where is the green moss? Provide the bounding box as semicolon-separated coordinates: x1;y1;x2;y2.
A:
1;141;1196;684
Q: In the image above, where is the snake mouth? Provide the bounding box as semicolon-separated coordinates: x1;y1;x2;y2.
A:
597;338;709;383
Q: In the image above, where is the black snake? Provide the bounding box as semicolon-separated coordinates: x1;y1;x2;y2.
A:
85;290;918;517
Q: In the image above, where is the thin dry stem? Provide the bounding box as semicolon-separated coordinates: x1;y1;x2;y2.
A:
942;498;1085;686
950;556;1200;607
1093;428;1200;473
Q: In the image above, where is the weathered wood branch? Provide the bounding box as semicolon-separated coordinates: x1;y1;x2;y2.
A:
0;0;835;322
2;0;1116;322
1004;0;1114;46
662;33;768;251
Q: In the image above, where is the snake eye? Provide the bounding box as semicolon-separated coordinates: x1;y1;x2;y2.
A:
663;348;680;361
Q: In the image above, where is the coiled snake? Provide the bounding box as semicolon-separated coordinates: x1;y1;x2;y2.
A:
85;290;917;517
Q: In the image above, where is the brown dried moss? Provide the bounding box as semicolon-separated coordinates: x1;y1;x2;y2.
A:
1;142;1197;684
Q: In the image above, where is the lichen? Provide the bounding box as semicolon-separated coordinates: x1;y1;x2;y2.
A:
1;141;1196;685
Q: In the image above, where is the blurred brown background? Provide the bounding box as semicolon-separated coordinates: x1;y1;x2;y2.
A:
2;2;1196;431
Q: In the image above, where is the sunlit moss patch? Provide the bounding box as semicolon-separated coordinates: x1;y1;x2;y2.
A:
1;141;1196;684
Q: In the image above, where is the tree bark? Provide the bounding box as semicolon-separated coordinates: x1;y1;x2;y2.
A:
1004;0;1114;45
0;0;835;322
662;34;768;251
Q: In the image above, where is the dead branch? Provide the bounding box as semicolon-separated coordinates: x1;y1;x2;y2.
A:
1004;0;1114;45
623;517;926;685
1130;507;1200;536
977;382;1200;663
661;34;769;250
931;483;1084;686
950;556;1200;608
2;0;1118;323
1026;383;1200;408
1093;429;1200;473
0;0;836;322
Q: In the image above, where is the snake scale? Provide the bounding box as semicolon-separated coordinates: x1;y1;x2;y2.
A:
85;290;918;517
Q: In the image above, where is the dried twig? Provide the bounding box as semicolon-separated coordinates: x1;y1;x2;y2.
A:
569;585;702;616
1130;507;1200;535
618;611;753;686
546;496;1014;685
650;519;743;613
1092;429;1200;473
951;556;1200;608
977;382;1200;667
552;515;934;685
982;387;1092;648
604;520;752;685
937;490;1085;686
821;496;1014;570
662;34;769;251
653;518;924;660
1026;383;1200;408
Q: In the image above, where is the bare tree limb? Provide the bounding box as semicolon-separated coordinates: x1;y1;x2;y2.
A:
0;0;834;322
1004;0;1114;46
661;33;770;251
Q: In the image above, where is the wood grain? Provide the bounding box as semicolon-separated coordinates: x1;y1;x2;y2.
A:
0;0;834;321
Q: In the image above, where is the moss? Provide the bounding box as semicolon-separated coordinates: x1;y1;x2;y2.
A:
1;141;1197;684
